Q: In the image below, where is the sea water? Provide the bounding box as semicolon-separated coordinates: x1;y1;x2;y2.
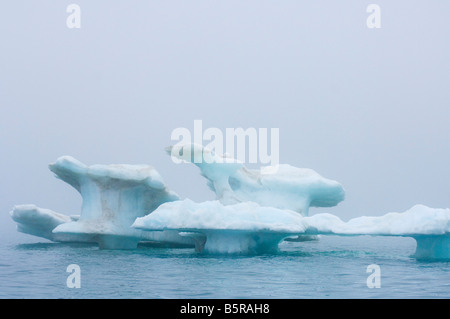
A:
0;232;448;299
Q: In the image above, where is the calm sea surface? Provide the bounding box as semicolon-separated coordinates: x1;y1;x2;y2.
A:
0;233;448;299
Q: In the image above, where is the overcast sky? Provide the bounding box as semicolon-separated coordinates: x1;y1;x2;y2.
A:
1;1;449;239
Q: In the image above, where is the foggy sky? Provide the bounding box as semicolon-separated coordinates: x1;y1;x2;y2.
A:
1;1;449;239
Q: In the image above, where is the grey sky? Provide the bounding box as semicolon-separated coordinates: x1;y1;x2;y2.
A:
1;1;449;238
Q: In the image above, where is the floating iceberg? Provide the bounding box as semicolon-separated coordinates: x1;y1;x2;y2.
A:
133;199;307;254
8;151;449;259
133;200;450;258
304;205;450;259
11;156;193;249
304;204;450;236
167;143;345;215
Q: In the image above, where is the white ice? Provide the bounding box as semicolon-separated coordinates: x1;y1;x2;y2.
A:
304;204;450;236
132;199;307;254
134;200;449;258
9;152;449;259
305;205;450;259
167;143;345;215
10;205;76;241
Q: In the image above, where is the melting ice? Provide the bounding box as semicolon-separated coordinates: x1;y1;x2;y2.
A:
9;144;450;259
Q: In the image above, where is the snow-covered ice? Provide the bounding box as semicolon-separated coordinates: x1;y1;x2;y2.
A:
134;200;450;258
132;199;307;253
304;205;450;259
304;204;450;236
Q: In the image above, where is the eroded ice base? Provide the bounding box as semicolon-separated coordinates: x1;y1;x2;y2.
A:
178;230;294;254
413;235;450;260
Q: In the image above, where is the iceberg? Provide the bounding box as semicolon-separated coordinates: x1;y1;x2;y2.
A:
8;150;449;259
167;143;345;216
132;199;307;254
133;201;449;258
304;205;450;260
11;156;194;249
304;204;450;236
